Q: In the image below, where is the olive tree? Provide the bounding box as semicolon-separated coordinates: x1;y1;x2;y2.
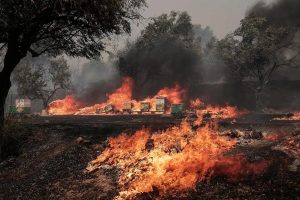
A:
218;17;298;110
0;0;145;127
13;58;71;109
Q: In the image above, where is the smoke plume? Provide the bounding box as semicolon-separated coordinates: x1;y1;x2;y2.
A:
72;59;121;105
247;0;300;26
118;39;202;101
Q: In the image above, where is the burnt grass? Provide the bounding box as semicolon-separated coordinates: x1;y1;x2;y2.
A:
0;123;300;200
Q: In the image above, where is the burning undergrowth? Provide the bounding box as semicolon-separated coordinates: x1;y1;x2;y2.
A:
86;114;270;200
47;76;246;118
273;112;300;121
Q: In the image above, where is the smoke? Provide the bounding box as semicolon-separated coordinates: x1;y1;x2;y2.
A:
118;38;202;100
72;59;121;105
247;0;300;26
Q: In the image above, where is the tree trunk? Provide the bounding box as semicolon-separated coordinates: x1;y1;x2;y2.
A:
0;43;23;159
0;54;22;128
255;87;264;112
0;72;12;128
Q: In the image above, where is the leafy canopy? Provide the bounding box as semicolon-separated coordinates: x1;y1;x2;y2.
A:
218;17;291;84
0;0;146;58
13;57;71;108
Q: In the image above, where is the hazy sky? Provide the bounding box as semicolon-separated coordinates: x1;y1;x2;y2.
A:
132;0;274;39
69;0;275;67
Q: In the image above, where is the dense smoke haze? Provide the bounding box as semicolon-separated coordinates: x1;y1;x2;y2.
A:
247;0;300;26
70;0;300;109
72;60;121;105
118;39;201;101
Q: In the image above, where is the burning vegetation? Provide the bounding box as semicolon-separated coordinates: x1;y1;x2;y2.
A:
47;76;247;121
85;112;270;199
273;112;300;121
48;77;186;115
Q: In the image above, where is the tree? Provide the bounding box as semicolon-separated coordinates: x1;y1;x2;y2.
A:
193;25;214;48
13;57;71;109
0;0;145;127
218;17;298;110
118;11;202;99
136;11;195;49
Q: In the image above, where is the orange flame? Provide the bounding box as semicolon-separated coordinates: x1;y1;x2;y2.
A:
87;114;269;199
88;120;235;199
47;95;83;115
190;98;247;126
49;77;186;115
215;155;271;181
75;77;134;115
190;99;205;108
273;112;300;121
156;83;185;104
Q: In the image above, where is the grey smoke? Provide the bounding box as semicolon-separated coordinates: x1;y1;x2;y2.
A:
118;38;202;101
72;59;121;105
247;0;300;26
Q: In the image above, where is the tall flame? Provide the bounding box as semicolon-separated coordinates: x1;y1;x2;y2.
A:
75;77;134;115
48;77;186;115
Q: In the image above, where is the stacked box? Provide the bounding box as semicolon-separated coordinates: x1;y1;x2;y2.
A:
140;102;150;112
104;104;114;113
123;101;133;113
156;96;166;113
15;99;31;114
171;103;184;114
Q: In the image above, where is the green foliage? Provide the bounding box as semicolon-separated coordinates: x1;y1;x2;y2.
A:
218;17;295;109
136;11;195;50
0;0;146;58
218;17;291;84
13;57;71;108
117;11;202;98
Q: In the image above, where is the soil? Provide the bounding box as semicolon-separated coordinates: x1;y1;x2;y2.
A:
0;119;300;200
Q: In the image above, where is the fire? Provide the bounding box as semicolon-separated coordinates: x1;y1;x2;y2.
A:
88;120;235;199
214;155;271;181
156;83;185;104
190;99;205;108
133;83;186;112
75;77;133;115
47;95;83;115
87;116;269;199
265;132;280;142
273;112;300;121
48;78;247;118
190;98;247;126
48;77;186;115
